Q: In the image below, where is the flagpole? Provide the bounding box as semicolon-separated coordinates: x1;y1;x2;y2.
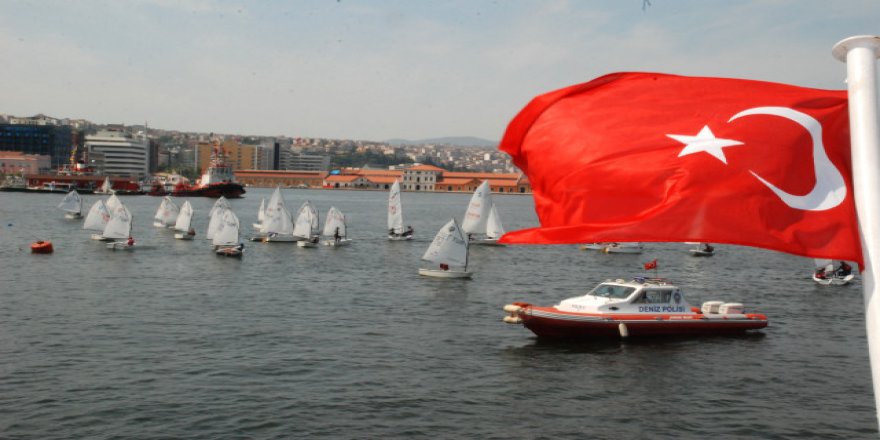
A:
832;35;880;426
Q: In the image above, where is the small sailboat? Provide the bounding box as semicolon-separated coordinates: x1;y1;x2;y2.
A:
813;259;855;285
173;201;196;240
153;196;180;228
252;197;266;231
209;195;231;219
461;180;505;245
103;204;135;250
105;193;122;213
213;208;243;257
322;206;351;247
254;187;297;242
84;200;113;240
57;189;83;219
689;242;715;256
419;218;472;278
388;180;414;240
206;196;232;241
294;201;320;248
95;176;114;195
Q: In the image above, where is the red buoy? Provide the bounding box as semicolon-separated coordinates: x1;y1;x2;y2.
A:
30;241;54;254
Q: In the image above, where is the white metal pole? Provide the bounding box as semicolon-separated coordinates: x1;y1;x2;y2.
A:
832;35;880;427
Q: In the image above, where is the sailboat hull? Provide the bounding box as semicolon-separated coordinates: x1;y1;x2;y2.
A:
174;233;195;240
418;268;472;279
813;274;855;285
323;239;351;247
64;212;82;220
388;234;413;241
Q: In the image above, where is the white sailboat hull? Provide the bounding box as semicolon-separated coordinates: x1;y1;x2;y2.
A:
323;239;352;247
813;273;855;286
297;240;319;248
604;244;644;254
388;234;413;241
64;212;82;220
174;233;195;240
418;268;472;279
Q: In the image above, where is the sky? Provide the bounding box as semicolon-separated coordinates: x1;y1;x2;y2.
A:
1;0;878;142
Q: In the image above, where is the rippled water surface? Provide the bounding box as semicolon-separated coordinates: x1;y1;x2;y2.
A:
0;188;876;439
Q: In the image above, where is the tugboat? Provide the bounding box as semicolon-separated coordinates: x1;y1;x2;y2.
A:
503;277;767;338
171;140;245;199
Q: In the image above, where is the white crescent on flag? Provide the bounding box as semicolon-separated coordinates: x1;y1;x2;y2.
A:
729;106;847;212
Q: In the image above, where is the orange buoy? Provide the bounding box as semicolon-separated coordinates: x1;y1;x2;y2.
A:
30;240;54;254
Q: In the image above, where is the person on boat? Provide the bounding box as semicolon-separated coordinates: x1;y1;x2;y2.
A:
815;267;827;280
127;236;135;246
404;226;413;237
187;227;196;237
236;242;244;252
440;263;449;271
703;243;714;252
334;227;341;243
837;261;853;277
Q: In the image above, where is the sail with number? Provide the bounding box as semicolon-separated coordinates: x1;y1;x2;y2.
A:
57;190;82;215
154;196;180;227
213;209;240;247
103;204;133;239
83;200;111;231
422;218;469;268
174;201;194;233
461;180;492;234
388;180;404;234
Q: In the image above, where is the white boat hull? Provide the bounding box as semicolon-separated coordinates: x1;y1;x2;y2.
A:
64;212;82;220
579;243;605;251
215;246;243;258
323;239;352;247
689;249;715;257
813;273;855;286
604;245;643;254
297;240;318;248
174;233;195;240
388;234;413;241
252;234;299;243
418;268;472;279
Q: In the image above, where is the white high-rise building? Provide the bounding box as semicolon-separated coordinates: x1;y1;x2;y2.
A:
85;128;149;177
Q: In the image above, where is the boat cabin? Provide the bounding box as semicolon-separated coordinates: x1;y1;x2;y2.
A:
556;277;694;314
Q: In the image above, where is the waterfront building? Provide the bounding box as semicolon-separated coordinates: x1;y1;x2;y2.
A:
234;170;327;188
0;123;74;169
195;139;257;174
0;151;51;175
84;127;150;178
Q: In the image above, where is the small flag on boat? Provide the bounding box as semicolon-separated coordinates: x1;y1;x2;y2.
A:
644;259;657;271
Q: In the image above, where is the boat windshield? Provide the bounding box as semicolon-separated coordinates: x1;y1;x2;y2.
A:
588;284;636;299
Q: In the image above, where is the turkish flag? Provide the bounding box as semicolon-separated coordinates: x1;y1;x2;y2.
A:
499;72;862;266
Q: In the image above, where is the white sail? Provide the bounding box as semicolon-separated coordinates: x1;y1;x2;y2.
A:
461;180;492;234
212;209;240;247
486;204;505;239
257;198;266;223
422;218;469;268
262;187;294;235
154;196;180;227
83;200;111;231
102;204;132;239
57;190;82;214
208;196;230;218
174;201;194;232
97;177;113;194
206;207;225;240
323;206;346;238
814;258;835;272
106;194;122;212
388;180;404;234
293;202;317;239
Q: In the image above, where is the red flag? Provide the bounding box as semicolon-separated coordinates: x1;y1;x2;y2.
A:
499;72;862;266
644;259;657;271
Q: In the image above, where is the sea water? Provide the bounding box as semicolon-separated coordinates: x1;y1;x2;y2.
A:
0;188;874;438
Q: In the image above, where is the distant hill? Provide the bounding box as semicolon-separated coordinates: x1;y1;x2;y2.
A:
385;136;498;148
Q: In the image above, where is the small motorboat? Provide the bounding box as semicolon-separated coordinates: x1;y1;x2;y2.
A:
689;243;715;257
603;242;644;254
503;277;767;338
30;240;54;254
579;243;606;251
812;259;855;286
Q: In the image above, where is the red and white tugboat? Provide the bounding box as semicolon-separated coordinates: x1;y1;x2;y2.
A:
503;277;768;338
171;141;245;198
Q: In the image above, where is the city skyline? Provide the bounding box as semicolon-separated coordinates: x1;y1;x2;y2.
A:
1;1;878;142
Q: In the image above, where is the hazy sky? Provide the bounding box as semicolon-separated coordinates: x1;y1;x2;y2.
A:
1;0;878;142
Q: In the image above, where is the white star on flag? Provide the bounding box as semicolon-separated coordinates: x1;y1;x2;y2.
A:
668;125;743;164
